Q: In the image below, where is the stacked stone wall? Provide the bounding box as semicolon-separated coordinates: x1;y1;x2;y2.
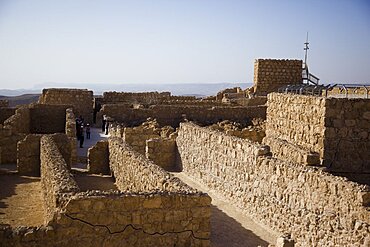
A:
265;93;325;160
123;126;161;154
30;104;68;134
3;106;30;134
0;99;9;107
253;59;302;95
17;134;42;175
0;107;16;124
146;138;177;171
40;135;79;223
99;104;266;127
323;97;370;173
87;140;109;174
65;108;77;164
24;136;211;246
265;93;370;174
103;91;171;104
38;88;93;124
176;122;370;246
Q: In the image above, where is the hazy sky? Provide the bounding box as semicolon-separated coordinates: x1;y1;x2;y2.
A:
0;0;369;89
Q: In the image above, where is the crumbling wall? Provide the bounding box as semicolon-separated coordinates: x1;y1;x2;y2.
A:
176;122;370;246
40;135;79;223
0;99;9;107
65;108;77;164
323;97;370;173
87;140;109;174
17;134;42;175
103;91;171;104
38;88;93;124
30;104;68;134
265;93;325;164
123;126;161;154
146;138;177;171
0;107;16;124
253;59;302;95
3;106;30;134
265;93;370;174
99;104;266;127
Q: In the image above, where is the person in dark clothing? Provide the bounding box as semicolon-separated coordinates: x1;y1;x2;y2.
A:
76;118;81;140
86;123;91;139
79;124;84;148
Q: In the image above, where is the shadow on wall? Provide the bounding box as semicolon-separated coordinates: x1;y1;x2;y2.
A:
210;205;269;247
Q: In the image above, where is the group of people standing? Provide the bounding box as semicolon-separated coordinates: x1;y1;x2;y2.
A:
76;116;91;148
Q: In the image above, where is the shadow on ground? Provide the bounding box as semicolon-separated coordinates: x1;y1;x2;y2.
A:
211;205;270;247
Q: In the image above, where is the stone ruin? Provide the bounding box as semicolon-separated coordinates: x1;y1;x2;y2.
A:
0;58;369;247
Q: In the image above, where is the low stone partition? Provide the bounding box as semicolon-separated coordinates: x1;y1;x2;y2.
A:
40;135;79;223
0;107;16;124
0;134;211;246
263;136;320;166
17;134;42;175
103;91;171;104
123;126;161;154
98;104;267;127
146;137;177;171
176;122;370;246
87;140;109;174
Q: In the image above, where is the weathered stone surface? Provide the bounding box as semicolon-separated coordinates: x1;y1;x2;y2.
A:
17;134;42;175
38;88;94;124
265;93;370;174
87;140;109;174
146;137;177;171
253;59;303;95
176;122;370;247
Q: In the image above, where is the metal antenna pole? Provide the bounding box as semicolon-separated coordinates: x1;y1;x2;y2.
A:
304;32;309;68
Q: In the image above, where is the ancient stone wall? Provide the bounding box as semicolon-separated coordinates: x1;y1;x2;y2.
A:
176;122;370;246
0;107;16;124
38;88;94;124
265;93;370;174
65;108;77;164
265;93;325;160
146;138;177;171
0;99;9;107
123;126;161;154
102;91;171;104
98;104;266;127
30;104;68;134
17;134;42;175
87;140;109;174
3;106;30;134
40;135;79;223
253;59;302;95
323;97;370;173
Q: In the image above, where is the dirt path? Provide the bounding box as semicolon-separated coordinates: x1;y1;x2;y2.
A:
74;173;117;191
76;127;108;158
172;172;280;247
0;174;45;227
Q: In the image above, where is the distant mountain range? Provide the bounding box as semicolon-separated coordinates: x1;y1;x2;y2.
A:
0;82;252;97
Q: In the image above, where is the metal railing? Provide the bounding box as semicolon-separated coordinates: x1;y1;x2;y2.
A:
277;83;370;98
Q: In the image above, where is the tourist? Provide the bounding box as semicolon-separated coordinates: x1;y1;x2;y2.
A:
86;123;91;139
102;115;106;132
79;124;84;148
76;117;81;140
105;120;109;135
